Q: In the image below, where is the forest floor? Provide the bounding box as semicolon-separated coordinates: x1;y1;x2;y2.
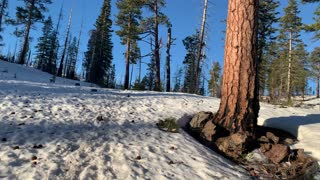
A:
0;60;319;179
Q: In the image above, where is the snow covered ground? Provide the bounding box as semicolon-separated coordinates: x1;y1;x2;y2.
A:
0;60;319;179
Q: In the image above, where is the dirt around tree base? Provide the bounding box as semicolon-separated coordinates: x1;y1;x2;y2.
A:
185;112;319;179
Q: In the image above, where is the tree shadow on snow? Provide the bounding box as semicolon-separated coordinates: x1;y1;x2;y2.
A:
263;114;320;137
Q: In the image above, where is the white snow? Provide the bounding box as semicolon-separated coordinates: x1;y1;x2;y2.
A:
0;60;319;179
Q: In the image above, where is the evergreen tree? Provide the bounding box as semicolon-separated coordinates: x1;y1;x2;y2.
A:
278;0;303;102
66;37;77;79
106;64;116;88
310;47;320;98
208;62;221;98
257;0;279;97
142;0;170;91
182;32;200;94
11;0;52;65
0;0;8;45
35;16;52;71
83;29;97;81
85;0;113;86
116;0;144;90
173;67;183;92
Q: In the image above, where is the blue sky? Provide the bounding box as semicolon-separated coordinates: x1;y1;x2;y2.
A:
1;0;320;91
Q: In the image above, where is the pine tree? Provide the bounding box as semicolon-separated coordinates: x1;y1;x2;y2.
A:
278;0;303;103
11;0;52;65
116;0;144;90
310;47;320;98
182;32;200;94
35;16;53;72
208;62;221;98
257;0;279;97
142;0;170;91
85;0;113;86
66;37;77;79
0;0;8;45
173;67;183;92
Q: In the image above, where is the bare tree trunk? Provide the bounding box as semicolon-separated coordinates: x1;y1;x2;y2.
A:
57;6;73;77
195;0;208;94
18;0;35;65
166;26;172;92
213;0;259;134
124;39;131;90
154;1;161;91
287;30;292;102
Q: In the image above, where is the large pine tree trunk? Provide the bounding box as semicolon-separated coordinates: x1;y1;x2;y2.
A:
154;1;161;91
213;0;259;134
124;39;131;90
18;0;35;65
166;27;171;92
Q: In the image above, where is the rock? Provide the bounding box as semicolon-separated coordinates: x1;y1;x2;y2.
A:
258;136;269;143
215;133;250;159
201;120;216;141
189;112;213;132
91;89;98;92
264;144;290;164
245;149;269;163
266;132;279;144
260;143;272;153
135;156;142;160
96;115;104;121
12;146;19;150
284;138;295;145
75;83;80;86
1;138;7;142
31;155;37;161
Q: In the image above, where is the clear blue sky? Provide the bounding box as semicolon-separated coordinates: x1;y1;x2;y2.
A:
1;0;320;91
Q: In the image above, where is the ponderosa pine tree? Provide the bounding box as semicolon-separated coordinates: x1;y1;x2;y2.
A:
85;0;113;86
310;47;320;98
116;0;144;90
12;0;52;65
208;61;221;98
142;0;169;91
204;0;259;135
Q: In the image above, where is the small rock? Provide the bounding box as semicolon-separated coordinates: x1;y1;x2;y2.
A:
31;155;37;161
91;89;98;92
1;138;7;142
189;111;213;132
18;123;25;126
170;146;175;150
12;146;19;150
258;136;269;143
266;132;279;144
10;112;15;115
135;156;142;160
264;144;290;164
131;120;135;123
96;115;103;121
215;133;250;159
33;144;43;149
284;138;295;145
75;83;80;86
168;160;175;165
201;120;216;141
260;143;272;153
32;161;37;165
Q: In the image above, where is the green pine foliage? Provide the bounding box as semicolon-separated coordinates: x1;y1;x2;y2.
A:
310;47;320;98
115;0;144;90
0;0;8;45
182;32;201;94
208;62;221;98
35;16;57;74
11;0;52;65
84;0;113;87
